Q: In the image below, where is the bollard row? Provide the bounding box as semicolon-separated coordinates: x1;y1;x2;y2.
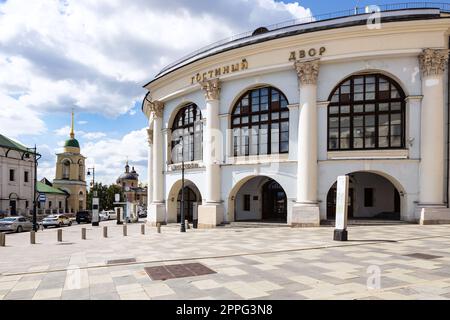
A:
0;222;169;248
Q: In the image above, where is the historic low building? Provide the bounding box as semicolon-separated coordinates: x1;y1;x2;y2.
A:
0;134;37;216
116;161;148;207
52;112;87;213
36;179;69;215
142;5;450;228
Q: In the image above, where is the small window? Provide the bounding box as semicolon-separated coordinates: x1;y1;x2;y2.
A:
9;169;15;182
25;201;29;208
24;171;29;183
364;188;374;207
59;201;62;209
243;195;251;211
49;201;52;208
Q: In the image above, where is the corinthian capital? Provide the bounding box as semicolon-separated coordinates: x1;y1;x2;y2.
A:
200;78;220;101
419;48;450;77
294;59;320;85
148;100;164;118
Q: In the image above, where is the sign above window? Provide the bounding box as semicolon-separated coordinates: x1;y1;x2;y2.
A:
288;47;326;61
190;59;249;85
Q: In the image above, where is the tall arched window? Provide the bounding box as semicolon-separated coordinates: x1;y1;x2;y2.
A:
171;103;203;163
62;160;70;179
328;74;405;150
231;86;289;156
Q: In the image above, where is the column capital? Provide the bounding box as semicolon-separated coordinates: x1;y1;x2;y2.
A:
200;78;220;101
146;127;153;146
419;48;450;77
143;98;164;118
294;58;320;86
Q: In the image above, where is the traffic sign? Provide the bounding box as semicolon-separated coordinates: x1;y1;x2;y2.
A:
38;193;46;203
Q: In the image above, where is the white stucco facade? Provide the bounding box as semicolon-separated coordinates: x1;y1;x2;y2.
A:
142;8;450;227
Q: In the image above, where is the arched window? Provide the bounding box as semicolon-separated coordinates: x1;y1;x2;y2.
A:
231;86;289;156
328;74;405;150
171;103;203;163
62;160;70;179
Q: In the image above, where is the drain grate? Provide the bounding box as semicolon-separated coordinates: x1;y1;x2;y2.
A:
58;242;74;245
144;263;216;281
106;258;137;265
404;253;442;260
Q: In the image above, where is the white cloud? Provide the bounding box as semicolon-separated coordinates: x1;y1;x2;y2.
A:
53;126;106;140
82;127;148;185
78;120;88;125
0;0;312;135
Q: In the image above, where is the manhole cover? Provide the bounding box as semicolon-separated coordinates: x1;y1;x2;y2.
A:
404;253;442;260
144;263;216;281
106;258;137;265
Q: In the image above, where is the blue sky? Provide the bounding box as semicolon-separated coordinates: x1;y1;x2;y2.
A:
0;0;446;184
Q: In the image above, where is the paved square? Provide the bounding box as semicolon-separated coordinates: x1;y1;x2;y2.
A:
1;221;450;299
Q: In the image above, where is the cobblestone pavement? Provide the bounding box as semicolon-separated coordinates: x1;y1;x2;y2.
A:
1;221;450;300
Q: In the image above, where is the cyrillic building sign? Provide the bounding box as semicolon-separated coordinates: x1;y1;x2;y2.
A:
191;59;249;84
289;47;326;61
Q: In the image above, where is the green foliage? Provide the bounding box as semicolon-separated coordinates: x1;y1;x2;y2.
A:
87;183;124;211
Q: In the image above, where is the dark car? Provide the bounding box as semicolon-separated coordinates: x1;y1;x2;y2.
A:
76;210;92;224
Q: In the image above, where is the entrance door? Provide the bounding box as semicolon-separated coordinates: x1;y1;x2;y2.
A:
177;187;196;222
326;188;354;219
9;200;17;216
262;180;287;222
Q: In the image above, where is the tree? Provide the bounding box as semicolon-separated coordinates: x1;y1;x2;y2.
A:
87;183;123;211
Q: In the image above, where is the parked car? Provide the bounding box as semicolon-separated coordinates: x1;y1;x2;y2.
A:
42;215;72;228
138;209;147;218
76;210;91;224
99;210;116;221
0;216;33;233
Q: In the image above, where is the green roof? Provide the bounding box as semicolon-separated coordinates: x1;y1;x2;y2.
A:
37;181;67;195
0;134;37;154
64;138;80;148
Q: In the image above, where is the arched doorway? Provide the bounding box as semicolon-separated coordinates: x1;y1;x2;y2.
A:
177;186;199;223
326;172;401;221
167;180;202;224
234;176;287;222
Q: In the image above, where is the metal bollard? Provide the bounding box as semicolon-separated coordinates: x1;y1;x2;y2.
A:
123;225;127;236
157;222;161;234
30;231;36;244
0;233;5;247
141;224;145;235
185;220;190;230
57;229;62;242
81;228;86;240
103;226;108;238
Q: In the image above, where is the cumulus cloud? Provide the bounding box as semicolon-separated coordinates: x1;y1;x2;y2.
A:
53;125;106;140
82;127;149;185
1;0;312;184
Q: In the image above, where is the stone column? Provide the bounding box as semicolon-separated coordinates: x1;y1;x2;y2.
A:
198;78;224;228
143;99;166;225
417;48;450;224
146;127;153;216
291;58;321;227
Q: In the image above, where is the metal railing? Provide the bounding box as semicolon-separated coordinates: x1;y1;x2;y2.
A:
155;2;450;78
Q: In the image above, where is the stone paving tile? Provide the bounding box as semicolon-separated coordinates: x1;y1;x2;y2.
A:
2;222;450;300
61;288;90;300
4;289;36;300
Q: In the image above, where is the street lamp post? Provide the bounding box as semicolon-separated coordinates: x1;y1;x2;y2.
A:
26;145;41;232
87;167;95;191
87;167;99;226
180;136;186;233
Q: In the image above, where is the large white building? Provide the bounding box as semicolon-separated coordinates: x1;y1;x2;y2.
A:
142;5;450;228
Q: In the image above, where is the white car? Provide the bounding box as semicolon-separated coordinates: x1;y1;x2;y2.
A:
0;216;34;233
42;215;72;228
99;210;116;221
